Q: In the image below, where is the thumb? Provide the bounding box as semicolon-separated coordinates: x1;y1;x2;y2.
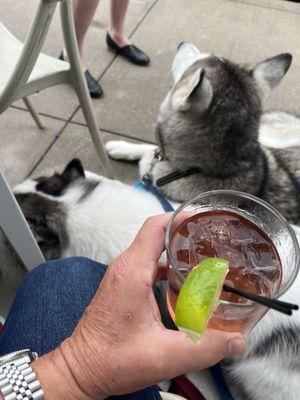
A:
159;329;247;376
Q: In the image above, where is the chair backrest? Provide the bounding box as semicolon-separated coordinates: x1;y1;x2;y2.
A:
0;0;59;113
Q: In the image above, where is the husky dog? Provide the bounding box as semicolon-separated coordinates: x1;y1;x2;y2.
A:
106;42;300;225
13;43;300;399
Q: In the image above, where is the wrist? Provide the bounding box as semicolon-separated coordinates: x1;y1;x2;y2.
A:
59;331;109;400
32;344;97;400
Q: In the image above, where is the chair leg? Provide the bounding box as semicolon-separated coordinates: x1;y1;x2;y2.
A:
23;97;44;130
59;0;114;179
75;84;115;178
0;171;45;272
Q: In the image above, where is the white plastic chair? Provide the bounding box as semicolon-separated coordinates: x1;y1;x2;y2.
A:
0;169;45;271
0;0;113;178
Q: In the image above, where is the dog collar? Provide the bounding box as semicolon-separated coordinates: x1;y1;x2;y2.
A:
156;166;202;187
255;151;269;198
155;150;269;199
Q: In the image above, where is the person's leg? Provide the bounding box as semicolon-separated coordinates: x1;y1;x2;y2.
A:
108;0;130;47
71;0;100;69
106;0;150;66
0;257;161;400
0;257;105;355
61;0;103;98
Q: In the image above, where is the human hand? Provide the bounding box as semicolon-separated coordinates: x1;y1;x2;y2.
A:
34;214;247;399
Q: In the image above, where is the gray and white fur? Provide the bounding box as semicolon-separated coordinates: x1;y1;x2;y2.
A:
106;43;300;225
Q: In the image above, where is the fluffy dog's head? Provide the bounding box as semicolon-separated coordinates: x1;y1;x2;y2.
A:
157;43;292;176
13;159;88;259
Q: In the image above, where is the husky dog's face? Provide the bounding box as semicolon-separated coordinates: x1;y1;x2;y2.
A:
157;43;292;174
13;159;86;259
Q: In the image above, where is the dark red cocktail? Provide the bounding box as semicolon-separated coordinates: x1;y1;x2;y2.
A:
166;191;299;334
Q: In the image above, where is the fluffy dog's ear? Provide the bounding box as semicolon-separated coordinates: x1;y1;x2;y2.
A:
172;68;213;112
36;159;85;196
15;193;67;259
252;53;292;100
27;214;59;246
62;159;85;182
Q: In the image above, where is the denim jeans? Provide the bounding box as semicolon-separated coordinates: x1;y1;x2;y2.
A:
0;257;162;400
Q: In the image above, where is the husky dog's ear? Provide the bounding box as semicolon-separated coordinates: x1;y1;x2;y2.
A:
62;159;85;182
252;53;292;100
172;68;213;112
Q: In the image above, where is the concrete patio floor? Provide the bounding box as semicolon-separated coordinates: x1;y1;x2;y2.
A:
1;0;300;319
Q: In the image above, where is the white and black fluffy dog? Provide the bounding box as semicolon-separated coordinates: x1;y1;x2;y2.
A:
14;161;171;264
13;43;300;399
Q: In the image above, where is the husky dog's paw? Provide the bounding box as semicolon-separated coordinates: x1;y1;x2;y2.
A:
105;140;157;161
139;149;157;177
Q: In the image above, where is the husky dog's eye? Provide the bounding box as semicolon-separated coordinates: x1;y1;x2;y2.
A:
215;54;226;64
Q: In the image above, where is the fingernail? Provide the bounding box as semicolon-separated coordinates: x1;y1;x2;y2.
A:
227;338;246;357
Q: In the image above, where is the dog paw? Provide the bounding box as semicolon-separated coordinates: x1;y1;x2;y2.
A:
105;140;135;160
106;140;157;161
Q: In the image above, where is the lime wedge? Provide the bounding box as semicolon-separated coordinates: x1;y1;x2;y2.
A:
175;257;229;342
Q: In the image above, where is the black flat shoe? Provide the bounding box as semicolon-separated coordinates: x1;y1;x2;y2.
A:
84;70;103;98
106;33;150;66
59;51;103;98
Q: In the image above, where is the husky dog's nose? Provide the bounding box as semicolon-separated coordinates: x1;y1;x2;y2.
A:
177;42;186;49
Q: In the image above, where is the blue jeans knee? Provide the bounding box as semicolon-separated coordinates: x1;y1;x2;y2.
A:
0;257;107;355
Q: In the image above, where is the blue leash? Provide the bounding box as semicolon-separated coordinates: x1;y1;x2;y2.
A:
209;364;235;400
133;178;175;212
133;178;235;400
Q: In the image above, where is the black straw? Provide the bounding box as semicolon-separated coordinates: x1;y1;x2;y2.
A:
222;284;298;316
